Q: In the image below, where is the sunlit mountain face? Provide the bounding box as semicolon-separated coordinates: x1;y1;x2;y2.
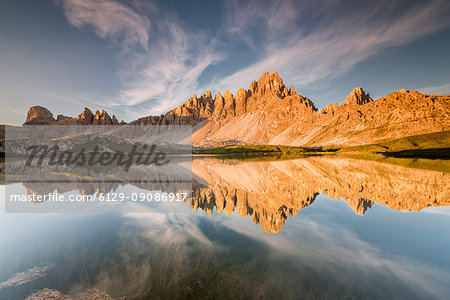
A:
1;0;450;299
5;155;449;231
188;156;449;232
1;156;449;299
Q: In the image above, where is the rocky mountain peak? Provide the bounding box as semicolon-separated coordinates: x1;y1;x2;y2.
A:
342;87;372;106
235;88;248;115
289;86;297;95
24;106;121;125
249;81;257;95
215;92;223;101
223;90;234;103
130;72;317;128
93;109;114;125
75;107;94;124
24;106;56;125
21;72;449;150
257;71;284;87
255;72;286;97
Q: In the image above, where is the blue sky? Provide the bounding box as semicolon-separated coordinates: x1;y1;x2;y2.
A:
1;0;449;125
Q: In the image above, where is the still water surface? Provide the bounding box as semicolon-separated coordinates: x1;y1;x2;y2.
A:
0;156;449;299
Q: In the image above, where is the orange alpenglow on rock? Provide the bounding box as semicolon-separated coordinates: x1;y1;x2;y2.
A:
342;87;372;106
24;106;122;125
188;156;450;232
76;107;94;124
23;72;450;148
24;106;55;125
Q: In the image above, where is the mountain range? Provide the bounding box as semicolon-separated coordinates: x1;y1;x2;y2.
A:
6;155;448;233
23;72;450;149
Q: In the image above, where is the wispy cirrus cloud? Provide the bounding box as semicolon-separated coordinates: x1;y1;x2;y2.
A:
223;0;301;50
210;0;450;95
117;18;224;113
61;0;151;50
418;82;450;95
59;0;450;121
60;0;223;119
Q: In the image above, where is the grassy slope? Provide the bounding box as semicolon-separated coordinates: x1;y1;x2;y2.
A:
339;153;450;173
337;131;450;157
195;144;316;155
196;131;449;154
194;131;450;162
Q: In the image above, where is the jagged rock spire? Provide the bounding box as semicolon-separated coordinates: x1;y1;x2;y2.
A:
23;106;122;125
76;107;94;124
255;72;285;97
343;87;372;106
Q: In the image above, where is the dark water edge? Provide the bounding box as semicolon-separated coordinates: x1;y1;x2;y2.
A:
381;147;450;159
193;153;450;173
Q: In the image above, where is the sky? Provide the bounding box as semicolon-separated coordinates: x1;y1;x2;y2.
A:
0;0;449;125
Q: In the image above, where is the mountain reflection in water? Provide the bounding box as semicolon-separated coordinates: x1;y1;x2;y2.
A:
6;155;449;232
189;156;449;232
1;155;450;299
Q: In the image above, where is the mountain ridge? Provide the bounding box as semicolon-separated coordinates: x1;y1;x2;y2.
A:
24;106;125;126
22;72;450;148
